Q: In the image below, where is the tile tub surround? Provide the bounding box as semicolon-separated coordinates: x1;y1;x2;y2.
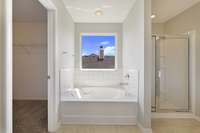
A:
74;70;123;87
60;69;139;97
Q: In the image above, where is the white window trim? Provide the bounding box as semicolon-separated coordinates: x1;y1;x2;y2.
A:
80;33;118;71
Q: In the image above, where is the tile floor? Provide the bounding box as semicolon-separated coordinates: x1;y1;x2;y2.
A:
152;118;200;133
56;125;141;133
57;119;200;133
13;101;200;133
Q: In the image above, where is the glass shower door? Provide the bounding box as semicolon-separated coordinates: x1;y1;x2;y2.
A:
155;35;189;112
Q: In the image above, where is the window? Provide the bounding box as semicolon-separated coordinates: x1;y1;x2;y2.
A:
81;33;117;70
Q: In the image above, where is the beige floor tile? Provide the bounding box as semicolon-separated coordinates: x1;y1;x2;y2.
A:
94;125;117;133
57;125;141;133
117;125;141;133
152;118;200;133
76;125;95;133
60;125;77;133
56;119;200;133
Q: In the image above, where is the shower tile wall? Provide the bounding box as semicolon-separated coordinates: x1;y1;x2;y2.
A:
74;70;123;87
60;69;74;92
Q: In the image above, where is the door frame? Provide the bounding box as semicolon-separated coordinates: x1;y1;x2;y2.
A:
4;0;13;133
151;35;156;112
38;0;58;132
4;0;58;132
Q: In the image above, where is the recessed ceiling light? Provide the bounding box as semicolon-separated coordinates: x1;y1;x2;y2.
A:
95;10;103;16
151;14;156;19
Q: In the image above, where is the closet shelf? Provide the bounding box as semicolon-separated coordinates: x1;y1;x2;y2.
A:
13;44;46;48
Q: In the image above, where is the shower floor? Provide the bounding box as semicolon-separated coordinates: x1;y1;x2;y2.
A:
155;96;189;113
13;100;47;133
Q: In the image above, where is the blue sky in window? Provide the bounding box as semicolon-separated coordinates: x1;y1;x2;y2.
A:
82;35;115;56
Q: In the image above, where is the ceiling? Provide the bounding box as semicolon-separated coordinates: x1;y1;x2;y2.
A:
13;0;200;23
152;0;200;23
13;0;47;22
62;0;136;23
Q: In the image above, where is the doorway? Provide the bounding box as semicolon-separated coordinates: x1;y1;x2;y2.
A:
4;0;57;132
152;35;189;113
13;0;48;132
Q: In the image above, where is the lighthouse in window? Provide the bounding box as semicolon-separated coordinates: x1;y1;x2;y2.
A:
99;46;104;61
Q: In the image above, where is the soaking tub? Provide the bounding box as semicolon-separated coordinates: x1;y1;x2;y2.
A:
61;86;137;102
61;86;138;125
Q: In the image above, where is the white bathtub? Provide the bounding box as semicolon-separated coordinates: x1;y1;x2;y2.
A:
61;86;137;102
61;86;138;125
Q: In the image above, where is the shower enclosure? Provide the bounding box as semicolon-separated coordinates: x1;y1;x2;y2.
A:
152;35;189;112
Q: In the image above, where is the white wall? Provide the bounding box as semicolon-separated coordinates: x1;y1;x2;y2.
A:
58;7;75;92
152;23;164;35
13;22;47;100
0;0;4;131
49;0;75;128
74;23;123;87
123;0;151;129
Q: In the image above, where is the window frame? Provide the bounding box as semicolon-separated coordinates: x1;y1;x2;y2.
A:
80;33;118;71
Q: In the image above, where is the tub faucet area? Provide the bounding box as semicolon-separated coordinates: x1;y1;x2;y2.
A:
124;74;130;79
120;82;129;86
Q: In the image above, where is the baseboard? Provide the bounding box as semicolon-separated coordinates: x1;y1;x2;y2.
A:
61;115;137;125
193;115;200;122
48;120;61;133
152;112;193;119
137;122;153;133
56;121;61;131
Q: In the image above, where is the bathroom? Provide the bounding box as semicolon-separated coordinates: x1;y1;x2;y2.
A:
10;0;151;132
3;0;200;133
